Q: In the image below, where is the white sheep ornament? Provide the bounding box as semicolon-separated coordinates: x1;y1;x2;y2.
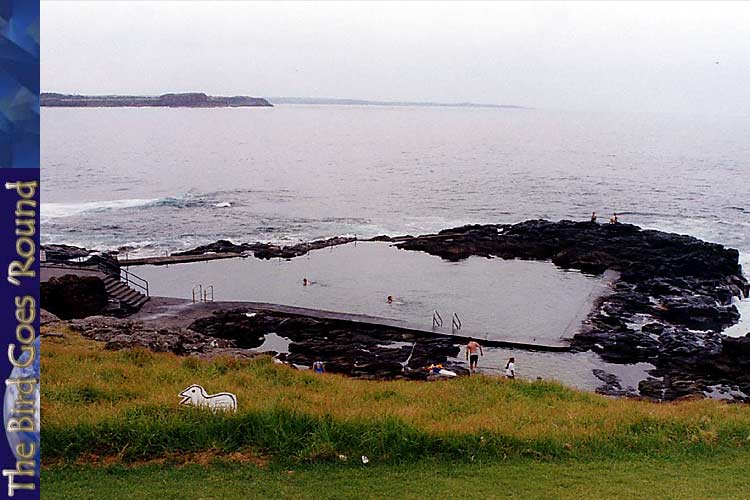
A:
178;384;237;412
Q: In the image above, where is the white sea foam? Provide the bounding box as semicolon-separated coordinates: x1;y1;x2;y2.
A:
41;198;160;220
724;296;750;338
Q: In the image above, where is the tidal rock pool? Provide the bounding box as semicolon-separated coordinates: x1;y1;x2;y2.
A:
133;242;609;343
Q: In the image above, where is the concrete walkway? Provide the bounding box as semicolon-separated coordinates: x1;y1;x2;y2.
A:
134;296;572;352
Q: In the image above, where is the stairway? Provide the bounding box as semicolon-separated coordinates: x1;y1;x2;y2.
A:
102;275;150;312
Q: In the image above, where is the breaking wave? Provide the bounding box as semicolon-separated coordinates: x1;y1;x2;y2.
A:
41;194;212;221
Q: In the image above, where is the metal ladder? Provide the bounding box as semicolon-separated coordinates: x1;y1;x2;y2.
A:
192;283;215;303
432;309;443;328
452;312;462;333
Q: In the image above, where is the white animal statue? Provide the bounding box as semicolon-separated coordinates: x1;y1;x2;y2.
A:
178;384;237;412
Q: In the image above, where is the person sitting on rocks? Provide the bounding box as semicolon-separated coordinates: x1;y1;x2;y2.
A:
505;357;516;379
466;340;483;372
609;213;619;224
312;360;325;373
590;211;597;223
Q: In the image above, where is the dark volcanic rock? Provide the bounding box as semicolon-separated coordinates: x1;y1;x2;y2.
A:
43;244;90;262
68;316;234;355
396;219;749;400
175;236;357;260
194;309;466;380
658;295;739;331
172;240;251;256
188;310;266;348
84;253;121;276
41;274;109;319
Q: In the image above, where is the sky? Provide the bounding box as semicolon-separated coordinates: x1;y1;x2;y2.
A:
42;1;750;115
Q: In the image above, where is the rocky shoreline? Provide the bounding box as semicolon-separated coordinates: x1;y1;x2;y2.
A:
42;303;468;381
42;219;750;401
395;220;749;400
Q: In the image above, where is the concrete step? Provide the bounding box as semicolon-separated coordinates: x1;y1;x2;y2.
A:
102;277;149;312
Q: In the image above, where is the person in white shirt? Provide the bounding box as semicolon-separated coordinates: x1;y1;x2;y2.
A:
505;357;515;379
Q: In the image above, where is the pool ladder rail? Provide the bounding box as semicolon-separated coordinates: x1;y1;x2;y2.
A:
192;284;215;303
451;312;462;333
432;309;443;328
432;310;463;333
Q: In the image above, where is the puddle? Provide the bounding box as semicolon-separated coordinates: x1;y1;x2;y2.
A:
251;332;291;354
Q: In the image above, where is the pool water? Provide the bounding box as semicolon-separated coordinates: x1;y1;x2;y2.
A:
134;242;607;343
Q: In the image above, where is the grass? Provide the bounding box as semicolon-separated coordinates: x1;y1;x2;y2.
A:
43;453;750;500
42;327;750;497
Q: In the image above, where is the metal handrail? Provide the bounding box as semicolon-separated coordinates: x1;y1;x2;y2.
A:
41;261;150;297
432;309;443;328
192;284;203;304
452;312;462;333
203;284;214;303
120;267;149;296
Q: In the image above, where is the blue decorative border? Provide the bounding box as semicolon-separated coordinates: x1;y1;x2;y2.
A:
0;0;39;498
0;0;40;170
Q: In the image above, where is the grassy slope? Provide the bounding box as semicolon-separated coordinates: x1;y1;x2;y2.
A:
44;454;750;500
43;329;750;498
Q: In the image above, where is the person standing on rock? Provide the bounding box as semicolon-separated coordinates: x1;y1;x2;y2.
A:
505;357;516;379
466;340;483;372
590;211;597;223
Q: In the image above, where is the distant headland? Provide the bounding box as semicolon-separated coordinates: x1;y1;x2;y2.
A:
40;92;273;108
267;96;531;109
41;93;530;109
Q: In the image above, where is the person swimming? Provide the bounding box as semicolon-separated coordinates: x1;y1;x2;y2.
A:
303;278;309;286
386;295;393;304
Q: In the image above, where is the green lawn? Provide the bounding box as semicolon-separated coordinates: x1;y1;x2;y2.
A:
43;331;750;499
44;452;750;500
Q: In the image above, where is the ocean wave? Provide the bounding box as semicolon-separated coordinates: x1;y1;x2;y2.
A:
41;194;212;220
42;198;160;220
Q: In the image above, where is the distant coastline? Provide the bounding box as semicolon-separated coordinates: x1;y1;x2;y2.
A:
40;92;273;108
267;96;531;109
41;92;529;109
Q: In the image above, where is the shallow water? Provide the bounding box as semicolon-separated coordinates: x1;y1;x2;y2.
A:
133;242;605;343
457;348;654;393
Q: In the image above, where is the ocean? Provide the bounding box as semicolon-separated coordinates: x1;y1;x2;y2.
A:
41;105;750;271
40;104;750;389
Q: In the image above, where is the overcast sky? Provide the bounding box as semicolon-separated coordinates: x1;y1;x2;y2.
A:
42;1;750;115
